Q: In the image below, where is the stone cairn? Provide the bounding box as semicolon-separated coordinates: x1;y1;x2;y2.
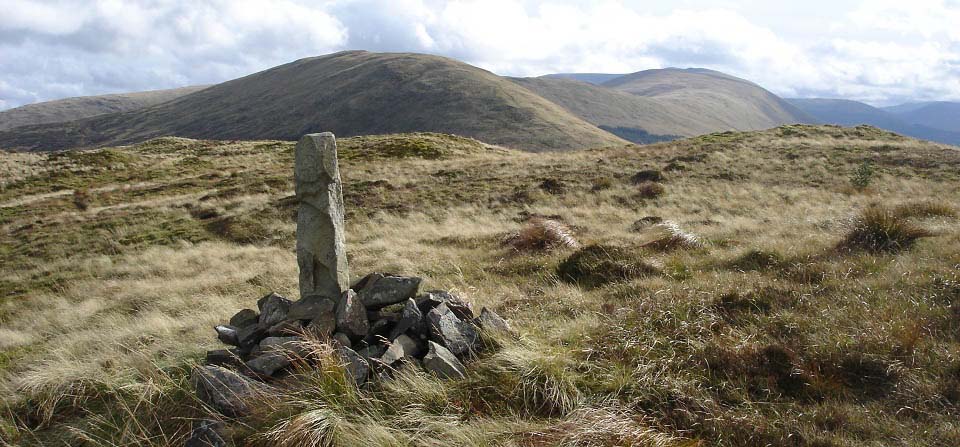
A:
189;133;510;442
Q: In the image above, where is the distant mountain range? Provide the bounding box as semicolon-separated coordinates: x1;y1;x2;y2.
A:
0;52;815;152
0;51;955;151
787;98;960;146
0;86;208;132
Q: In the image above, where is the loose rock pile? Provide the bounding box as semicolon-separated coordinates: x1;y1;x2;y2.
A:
202;272;510;388
188;133;510;445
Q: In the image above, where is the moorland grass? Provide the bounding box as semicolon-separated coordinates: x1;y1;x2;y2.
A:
1;126;959;445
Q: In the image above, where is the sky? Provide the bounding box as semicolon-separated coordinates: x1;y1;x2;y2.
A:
1;0;959;110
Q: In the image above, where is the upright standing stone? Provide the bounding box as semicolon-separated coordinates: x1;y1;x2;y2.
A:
296;133;349;300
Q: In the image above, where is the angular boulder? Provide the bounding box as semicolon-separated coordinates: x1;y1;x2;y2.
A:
426;303;479;356
296;132;350;300
215;325;239;346
306;311;336;337
192;365;268;417
286;294;336;321
354;273;422;309
388;298;422;340
423;341;466;380
236;324;266;353
417;290;474;321
245;351;290;377
336;345;369;386
229;308;259;328
335;289;368;341
257;292;292;328
381;334;420;365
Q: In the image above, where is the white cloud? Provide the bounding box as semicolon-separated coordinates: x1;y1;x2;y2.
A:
0;0;958;110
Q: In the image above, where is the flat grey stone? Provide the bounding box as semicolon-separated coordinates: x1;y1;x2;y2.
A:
286;294;336;321
267;319;304;337
423;341;466;380
355;273;422;309
336;289;369;340
229;308;259;329
296;133;350;300
192;365;267;417
246;351;290;377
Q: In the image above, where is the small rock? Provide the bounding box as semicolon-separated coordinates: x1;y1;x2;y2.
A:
246;351;291;377
185;419;226;447
259;336;300;350
336;289;369;341
417;290;473;320
258;292;292;328
332;332;352;348
477;307;511;333
306;311;336;337
336;345;369;385
286;294;336;321
229;308;259;328
355;273;422;309
192;365;267;417
426;303;479;357
215;325;239;346
356;343;388;364
205;349;241;367
388;298;422;340
267;319;304;337
423;341;466;380
381;334;420;365
236;324;266;353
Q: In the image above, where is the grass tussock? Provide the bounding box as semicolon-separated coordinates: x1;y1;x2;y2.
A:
893;201;957;219
639;221;704;251
557;244;658;287
839;204;934;252
505;218;580;251
634;181;665;199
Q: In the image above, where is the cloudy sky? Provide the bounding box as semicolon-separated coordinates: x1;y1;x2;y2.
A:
2;0;959;110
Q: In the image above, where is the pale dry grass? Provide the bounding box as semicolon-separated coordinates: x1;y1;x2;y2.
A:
3;127;960;445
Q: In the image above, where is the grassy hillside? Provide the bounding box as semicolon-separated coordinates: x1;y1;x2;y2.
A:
791;98;960;146
0;86;208;132
2;126;959;446
0;51;626;153
511;77;685;142
606;68;815;131
542;73;627;85
886;101;960;133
